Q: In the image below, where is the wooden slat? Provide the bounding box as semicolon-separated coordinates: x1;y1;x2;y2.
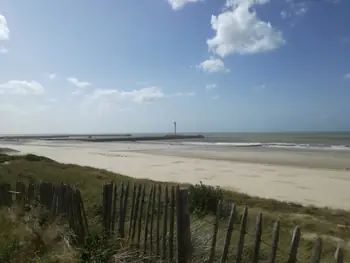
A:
220;204;236;263
208;201;222;263
268;220;280;263
287;226;301;263
310;237;322;263
251;213;263;263
235;206;248;263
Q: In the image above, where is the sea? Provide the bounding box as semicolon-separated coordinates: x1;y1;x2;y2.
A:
1;132;350;152
136;132;350;152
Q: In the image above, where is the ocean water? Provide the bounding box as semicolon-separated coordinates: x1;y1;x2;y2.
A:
162;132;350;151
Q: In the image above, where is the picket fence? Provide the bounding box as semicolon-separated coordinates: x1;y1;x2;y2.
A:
0;181;345;263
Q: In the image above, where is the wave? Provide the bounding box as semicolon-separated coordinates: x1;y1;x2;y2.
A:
179;141;350;151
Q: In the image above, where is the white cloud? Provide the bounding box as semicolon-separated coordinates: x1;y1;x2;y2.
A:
0;80;44;95
67;77;92;88
211;95;220;100
0;46;8;54
48;73;56;80
207;0;285;57
281;0;309;20
172;91;196;97
197;57;229;73
344;73;350;79
0;15;9;53
86;87;164;103
0;15;9;41
205;84;217;91
122;87;164;103
167;0;201;10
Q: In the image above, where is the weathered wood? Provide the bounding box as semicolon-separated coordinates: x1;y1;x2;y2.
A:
208;201;222;263
118;183;125;237
128;184;137;240
137;185;146;249
1;183;12;206
287;226;301;263
111;182;118;233
168;185;175;263
161;185;169;260
150;183;156;256
131;184;142;242
27;183;35;203
220;204;236;263
102;184;108;233
268;220;280;263
76;188;89;235
144;185;154;255
334;244;344;263
121;182;129;237
252;213;263;263
176;187;192;263
235;206;248;263
156;184;162;256
310;237;322;263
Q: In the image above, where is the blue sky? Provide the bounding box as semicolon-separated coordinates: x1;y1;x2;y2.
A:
1;0;350;134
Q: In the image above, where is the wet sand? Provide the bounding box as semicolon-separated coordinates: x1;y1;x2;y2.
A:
2;140;350;210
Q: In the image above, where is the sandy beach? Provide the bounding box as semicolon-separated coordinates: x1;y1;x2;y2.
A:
2;140;350;210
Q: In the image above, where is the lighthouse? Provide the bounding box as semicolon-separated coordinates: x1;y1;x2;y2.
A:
173;121;177;135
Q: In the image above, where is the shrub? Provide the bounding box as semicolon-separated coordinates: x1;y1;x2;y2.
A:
188;181;223;216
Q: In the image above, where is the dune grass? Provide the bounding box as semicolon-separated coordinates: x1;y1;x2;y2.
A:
0;153;349;262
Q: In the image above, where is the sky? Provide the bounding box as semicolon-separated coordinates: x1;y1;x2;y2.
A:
0;0;350;134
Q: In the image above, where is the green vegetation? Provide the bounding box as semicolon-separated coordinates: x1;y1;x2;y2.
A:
0;153;349;262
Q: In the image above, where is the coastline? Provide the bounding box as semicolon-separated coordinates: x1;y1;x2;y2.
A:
2;140;350;210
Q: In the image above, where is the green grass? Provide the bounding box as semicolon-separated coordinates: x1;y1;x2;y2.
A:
0;153;349;262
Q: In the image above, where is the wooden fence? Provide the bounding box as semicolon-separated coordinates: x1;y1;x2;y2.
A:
0;181;346;262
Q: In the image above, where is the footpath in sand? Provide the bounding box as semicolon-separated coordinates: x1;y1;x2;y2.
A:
2;141;350;210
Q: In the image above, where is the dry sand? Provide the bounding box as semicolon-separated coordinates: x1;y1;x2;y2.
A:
2;140;350;210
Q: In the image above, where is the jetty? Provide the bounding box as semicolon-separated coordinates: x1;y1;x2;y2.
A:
79;134;204;142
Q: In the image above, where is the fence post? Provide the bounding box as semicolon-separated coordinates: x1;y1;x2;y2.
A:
144;185;154;255
176;187;192;263
287;226;301;263
137;185;146;249
169;185;176;263
334;244;344;263
118;183;125;237
161;185;169;260
268;220;280;263
131;184;142;243
208;200;222;263
251;213;262;263
156;184;162;256
111;182;118;233
220;204;236;263
310;237;322;263
120;182;129;238
128;184;137;240
235;206;248;263
150;183;156;257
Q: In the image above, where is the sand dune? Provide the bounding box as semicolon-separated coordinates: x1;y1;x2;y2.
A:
2;140;350;210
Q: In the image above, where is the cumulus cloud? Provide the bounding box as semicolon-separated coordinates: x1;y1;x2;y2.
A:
0;15;9;41
0;46;8;54
205;84;217;91
0;80;44;95
48;73;57;80
67;77;92;88
171;91;196;97
0;15;10;53
167;0;201;10
86;87;164;104
207;0;285;57
197;57;229;73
